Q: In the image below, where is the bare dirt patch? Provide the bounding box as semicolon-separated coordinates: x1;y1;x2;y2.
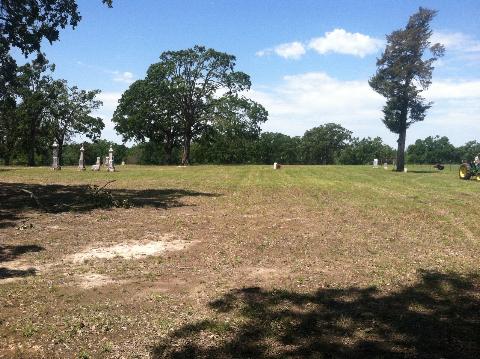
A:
76;273;116;289
67;237;197;263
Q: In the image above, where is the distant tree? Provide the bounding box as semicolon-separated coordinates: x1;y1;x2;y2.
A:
62;141;126;166
253;132;302;164
455;140;480;163
369;7;444;172
302;123;352;165
0;53;20;165
407;136;458;164
46;80;104;164
339;137;395;165
192;96;268;163
16;54;56;166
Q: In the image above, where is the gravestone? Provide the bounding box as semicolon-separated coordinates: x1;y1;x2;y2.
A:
92;157;101;171
104;156;109;167
383;162;388;170
51;142;61;170
107;146;115;172
373;158;379;168
78;145;86;170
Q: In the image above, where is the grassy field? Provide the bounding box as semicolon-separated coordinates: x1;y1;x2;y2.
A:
1;164;479;358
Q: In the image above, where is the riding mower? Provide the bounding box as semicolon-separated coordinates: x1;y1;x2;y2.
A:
459;158;480;180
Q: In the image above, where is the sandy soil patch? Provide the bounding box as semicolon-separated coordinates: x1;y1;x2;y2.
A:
76;273;118;289
67;238;197;263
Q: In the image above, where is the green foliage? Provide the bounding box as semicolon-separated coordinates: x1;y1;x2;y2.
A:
155;46;255;164
112;77;179;164
253;132;302;164
191;96;268;164
369;7;444;171
46;80;104;164
16;54;56;166
302;123;352;164
457;141;480;162
407;136;459;164
0;0;110;166
62;140;127;166
113;46;266;165
0;0;81;56
339;137;395;165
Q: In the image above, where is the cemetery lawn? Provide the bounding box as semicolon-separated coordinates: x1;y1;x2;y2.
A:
1;164;479;358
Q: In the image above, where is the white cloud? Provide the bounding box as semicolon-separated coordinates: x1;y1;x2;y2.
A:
112;71;135;84
257;28;383;60
308;29;383;57
248;72;480;146
256;41;306;60
431;31;480;53
426;79;480;99
274;41;306;60
91;92;124;142
255;49;269;57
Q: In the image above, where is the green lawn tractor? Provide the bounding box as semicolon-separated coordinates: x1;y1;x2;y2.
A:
459;161;480;181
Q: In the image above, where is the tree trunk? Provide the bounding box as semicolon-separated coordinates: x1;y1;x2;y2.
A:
4;154;11;166
57;135;64;166
27;137;36;166
27;116;38;166
181;134;191;165
396;127;407;172
163;136;174;164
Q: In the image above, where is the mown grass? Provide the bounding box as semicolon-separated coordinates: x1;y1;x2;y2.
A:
1;164;479;358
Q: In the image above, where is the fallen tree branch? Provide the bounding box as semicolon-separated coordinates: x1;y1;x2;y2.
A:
93;180;116;195
20;188;47;211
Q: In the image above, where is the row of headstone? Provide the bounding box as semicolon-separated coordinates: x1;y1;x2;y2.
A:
372;159;389;170
51;142;115;172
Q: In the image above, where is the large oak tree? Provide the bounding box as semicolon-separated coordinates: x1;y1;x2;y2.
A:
156;46;252;165
114;46;261;165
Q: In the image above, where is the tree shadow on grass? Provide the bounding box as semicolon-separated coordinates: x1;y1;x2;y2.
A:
0;244;44;263
152;270;480;358
0;182;220;228
0;244;44;280
0;267;37;280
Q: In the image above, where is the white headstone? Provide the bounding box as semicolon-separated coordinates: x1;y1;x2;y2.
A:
78;145;85;170
383;162;388;170
373;159;378;168
273;162;278;170
92;157;101;171
107;146;115;172
51;141;61;170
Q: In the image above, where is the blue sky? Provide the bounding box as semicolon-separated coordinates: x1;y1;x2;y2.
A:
28;0;480;146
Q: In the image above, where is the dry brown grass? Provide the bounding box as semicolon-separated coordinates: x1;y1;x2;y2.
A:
0;165;479;358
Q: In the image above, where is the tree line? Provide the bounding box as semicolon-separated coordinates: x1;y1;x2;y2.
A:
51;131;478;167
0;4;452;170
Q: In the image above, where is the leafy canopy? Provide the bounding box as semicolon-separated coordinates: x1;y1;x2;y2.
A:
369;7;444;134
